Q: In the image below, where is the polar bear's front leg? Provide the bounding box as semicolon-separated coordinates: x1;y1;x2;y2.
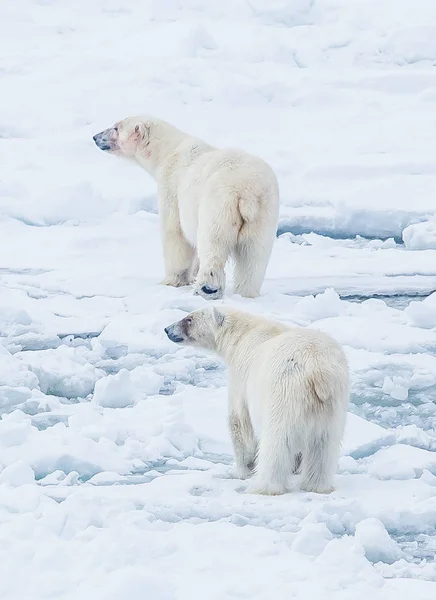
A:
228;405;257;480
160;230;195;287
159;192;195;287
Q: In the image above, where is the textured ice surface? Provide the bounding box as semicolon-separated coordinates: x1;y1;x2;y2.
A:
1;1;436;598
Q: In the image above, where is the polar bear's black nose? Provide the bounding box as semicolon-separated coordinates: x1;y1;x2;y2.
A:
165;325;184;343
93;134;98;142
201;285;218;295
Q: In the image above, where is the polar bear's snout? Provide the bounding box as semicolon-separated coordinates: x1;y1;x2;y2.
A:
164;322;185;344
93;127;118;152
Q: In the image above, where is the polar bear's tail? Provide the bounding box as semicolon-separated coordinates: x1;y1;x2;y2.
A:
300;341;350;412
237;193;261;224
307;358;336;404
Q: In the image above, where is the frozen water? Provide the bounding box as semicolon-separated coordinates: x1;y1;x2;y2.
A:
403;220;436;251
93;369;138;408
354;518;404;565
1;0;436;598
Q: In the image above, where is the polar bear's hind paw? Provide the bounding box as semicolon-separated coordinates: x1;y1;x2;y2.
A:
246;479;288;496
194;285;223;300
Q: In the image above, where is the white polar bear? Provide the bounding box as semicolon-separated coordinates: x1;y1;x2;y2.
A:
93;116;279;300
164;307;349;495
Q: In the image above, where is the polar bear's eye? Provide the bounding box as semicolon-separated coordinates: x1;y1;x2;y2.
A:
185;317;192;325
113;127;118;133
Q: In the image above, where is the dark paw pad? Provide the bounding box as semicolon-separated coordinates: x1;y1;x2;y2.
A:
201;285;218;295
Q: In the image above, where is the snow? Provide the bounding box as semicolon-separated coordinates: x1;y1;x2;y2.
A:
93;369;138;408
1;0;436;598
354;518;404;565
406;292;436;329
403;220;436;251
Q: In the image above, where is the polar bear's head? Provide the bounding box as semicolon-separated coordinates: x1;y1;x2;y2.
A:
93;117;152;157
164;308;226;349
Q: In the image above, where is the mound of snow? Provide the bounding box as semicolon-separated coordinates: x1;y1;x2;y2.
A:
296;288;344;323
0;346;39;390
0;411;33;447
367;444;436;480
0;305;32;333
0;460;35;487
17;345;104;399
292;522;333;557
405;292;436;329
402;220;436;250
314;315;436;354
382;27;436;66
130;365;164;396
382;375;409;401
354;518;403;564
93;369;138;408
24;182;118;226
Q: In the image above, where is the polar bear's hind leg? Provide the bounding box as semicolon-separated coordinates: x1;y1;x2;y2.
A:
233;230;274;298
194;201;241;300
300;428;338;494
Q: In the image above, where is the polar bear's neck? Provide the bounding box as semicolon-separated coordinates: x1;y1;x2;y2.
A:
215;312;288;366
134;120;207;179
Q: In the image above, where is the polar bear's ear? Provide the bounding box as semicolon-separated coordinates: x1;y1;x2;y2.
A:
212;307;225;327
134;122;151;144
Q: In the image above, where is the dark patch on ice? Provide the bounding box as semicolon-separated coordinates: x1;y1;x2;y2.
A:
17;400;43;416
12;335;62;352
34;456;103;482
9;217;52;228
31;414;69;431
35;451;233;489
393;532;436;564
276;221;404;243
189;485;216;496
354;400;436;437
45;495;67;505
58;331;102;341
0;267;51;275
347;436;397;460
342;291;432;309
159;381;177;395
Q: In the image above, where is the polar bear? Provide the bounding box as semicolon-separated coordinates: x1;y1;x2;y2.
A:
164;307;349;495
93;116;279;300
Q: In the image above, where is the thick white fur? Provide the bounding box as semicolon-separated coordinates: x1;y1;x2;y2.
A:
165;307;350;495
96;116;280;299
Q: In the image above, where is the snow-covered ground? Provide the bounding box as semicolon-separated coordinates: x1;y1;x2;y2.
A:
1;1;436;598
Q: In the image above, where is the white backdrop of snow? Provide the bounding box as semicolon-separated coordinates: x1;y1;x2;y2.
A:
0;1;436;599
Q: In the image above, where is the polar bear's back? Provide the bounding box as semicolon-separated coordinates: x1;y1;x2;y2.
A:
179;145;278;204
192;147;278;198
246;327;349;434
176;144;279;246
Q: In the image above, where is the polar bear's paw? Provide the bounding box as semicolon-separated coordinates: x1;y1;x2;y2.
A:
194;284;223;300
245;479;288;496
228;465;253;480
300;481;334;495
160;274;190;288
194;266;225;300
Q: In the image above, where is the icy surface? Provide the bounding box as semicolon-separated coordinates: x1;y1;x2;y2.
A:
403;220;436;251
1;1;436;598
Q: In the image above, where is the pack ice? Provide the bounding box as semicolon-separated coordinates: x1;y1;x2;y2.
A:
0;1;436;599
